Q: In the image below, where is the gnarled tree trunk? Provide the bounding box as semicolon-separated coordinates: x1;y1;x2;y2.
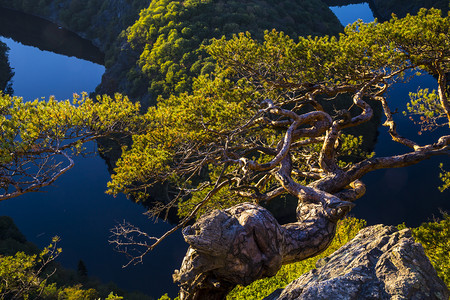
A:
173;194;353;300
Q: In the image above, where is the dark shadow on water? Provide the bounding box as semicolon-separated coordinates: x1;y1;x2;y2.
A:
0;6;104;65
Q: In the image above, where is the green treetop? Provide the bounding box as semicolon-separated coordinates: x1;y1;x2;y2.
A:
123;0;342;101
0;92;143;201
107;10;450;277
110;8;450;213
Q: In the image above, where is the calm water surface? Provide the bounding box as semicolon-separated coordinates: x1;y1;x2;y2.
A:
0;35;185;298
0;3;448;298
331;3;450;225
330;3;374;25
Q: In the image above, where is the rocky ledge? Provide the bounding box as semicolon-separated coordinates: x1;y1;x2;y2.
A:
264;225;449;300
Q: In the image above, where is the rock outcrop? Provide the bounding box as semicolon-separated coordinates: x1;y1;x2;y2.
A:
265;225;449;300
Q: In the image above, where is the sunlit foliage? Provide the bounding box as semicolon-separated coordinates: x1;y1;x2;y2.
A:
0;237;61;299
399;212;450;287
0;92;143;201
108;9;450;222
406;88;448;132
123;0;342;100
439;164;450;192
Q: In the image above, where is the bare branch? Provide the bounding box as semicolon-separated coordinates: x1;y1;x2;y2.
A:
0;151;74;202
109;166;230;266
334;180;366;202
346;147;450;185
377;95;420;150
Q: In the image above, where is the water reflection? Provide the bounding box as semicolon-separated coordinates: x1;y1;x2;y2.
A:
329;4;450;227
354;74;450;227
0;7;104;65
1;37;103;101
0;34;184;298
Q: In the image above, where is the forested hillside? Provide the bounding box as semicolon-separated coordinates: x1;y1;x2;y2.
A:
98;0;343;104
1;0;448;102
0;0;344;104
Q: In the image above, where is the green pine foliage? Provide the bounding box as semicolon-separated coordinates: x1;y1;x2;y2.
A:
0;237;63;299
0;92;141;162
439;164;450;192
409;213;450;286
0;92;145;202
405;88;448;133
109;9;450;218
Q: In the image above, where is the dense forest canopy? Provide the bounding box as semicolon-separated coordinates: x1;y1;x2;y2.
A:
106;0;343;103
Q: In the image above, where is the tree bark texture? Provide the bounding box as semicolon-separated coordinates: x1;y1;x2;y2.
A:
173;196;353;300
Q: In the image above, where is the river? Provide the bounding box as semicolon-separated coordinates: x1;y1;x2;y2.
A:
0;7;185;298
331;3;450;226
0;3;448;299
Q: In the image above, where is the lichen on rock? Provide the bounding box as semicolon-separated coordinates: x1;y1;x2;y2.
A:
266;225;449;300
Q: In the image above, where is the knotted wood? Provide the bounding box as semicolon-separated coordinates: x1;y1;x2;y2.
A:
173;197;353;300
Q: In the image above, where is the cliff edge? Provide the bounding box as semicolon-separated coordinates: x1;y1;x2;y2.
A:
264;225;449;300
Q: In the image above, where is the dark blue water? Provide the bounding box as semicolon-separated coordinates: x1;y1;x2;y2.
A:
2;37;103;100
331;4;450;226
330;3;374;25
0;36;185;298
0;4;448;299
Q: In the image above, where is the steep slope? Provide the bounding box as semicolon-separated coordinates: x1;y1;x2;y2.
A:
97;0;343;105
0;0;148;53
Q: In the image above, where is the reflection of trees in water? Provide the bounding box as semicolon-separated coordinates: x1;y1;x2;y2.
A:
0;7;104;65
0;40;13;94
